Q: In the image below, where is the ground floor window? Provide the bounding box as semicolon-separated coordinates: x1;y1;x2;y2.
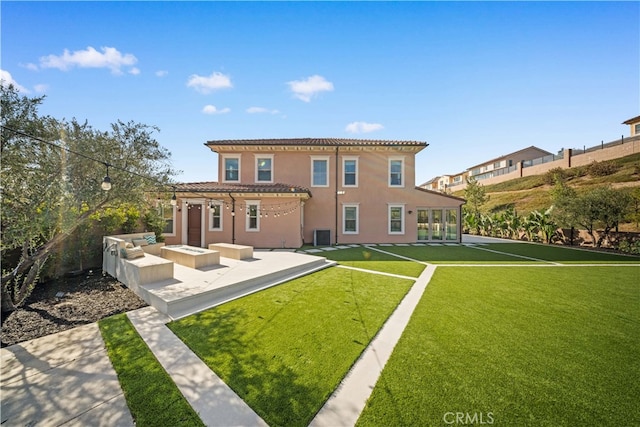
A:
343;204;359;234
246;200;260;231
417;208;458;241
388;204;405;234
159;203;175;235
208;201;222;231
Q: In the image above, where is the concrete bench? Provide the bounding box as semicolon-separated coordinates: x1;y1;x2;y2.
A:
161;245;220;269
119;253;174;287
208;243;254;260
103;235;174;289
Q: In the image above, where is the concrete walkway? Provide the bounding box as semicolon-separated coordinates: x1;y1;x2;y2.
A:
0;323;134;426
310;264;437;426
127;306;267;427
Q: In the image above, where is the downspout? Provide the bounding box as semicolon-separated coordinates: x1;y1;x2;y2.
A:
228;193;236;244
335;146;339;245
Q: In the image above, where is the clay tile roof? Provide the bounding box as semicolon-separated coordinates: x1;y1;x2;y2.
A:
205;138;427;147
174;181;311;196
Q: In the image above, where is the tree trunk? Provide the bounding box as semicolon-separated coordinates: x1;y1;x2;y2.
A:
1;199;108;312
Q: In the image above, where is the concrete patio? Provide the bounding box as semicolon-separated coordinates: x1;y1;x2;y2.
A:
129;250;335;319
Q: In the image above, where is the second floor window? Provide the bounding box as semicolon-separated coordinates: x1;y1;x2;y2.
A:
224;157;240;182
343;158;358;187
311;157;329;187
256;156;273;183
389;158;404;187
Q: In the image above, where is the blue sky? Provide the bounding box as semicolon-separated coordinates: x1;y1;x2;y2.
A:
2;1;638;185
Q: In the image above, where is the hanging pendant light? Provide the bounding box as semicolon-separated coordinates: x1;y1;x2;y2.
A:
101;163;112;191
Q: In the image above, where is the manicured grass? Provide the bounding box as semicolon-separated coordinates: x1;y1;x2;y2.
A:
319;247;426;277
98;314;204;427
356;267;640;426
375;244;545;264
484;242;640;263
168;266;414;427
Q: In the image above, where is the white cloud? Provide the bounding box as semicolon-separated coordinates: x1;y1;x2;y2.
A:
187;71;232;94
34;84;49;93
22;63;39;71
0;69;29;92
129;67;140;75
202;105;231;115
345;121;384;134
246;106;280;114
287;75;334;102
155;70;168;77
39;46;138;75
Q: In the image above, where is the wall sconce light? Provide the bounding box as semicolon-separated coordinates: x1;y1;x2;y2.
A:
408;210;413;214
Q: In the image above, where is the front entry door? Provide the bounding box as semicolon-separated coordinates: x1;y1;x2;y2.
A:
187;204;202;247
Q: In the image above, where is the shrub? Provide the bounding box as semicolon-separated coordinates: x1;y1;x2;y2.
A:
566;165;587;179
543;167;567;185
588;160;620;177
618;239;640;255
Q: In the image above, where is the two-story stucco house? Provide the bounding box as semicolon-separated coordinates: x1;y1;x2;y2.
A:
161;138;465;248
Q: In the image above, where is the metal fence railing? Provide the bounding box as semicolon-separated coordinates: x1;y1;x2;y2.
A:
571;134;640;156
522;152;564;168
474;165;518;181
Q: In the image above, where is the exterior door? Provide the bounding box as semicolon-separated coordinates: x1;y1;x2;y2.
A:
187;204;202;247
417;209;428;241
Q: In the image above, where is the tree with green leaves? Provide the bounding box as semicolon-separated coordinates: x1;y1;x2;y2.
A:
551;180;632;247
1;84;176;311
463;176;489;235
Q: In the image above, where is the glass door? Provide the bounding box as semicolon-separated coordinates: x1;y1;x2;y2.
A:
417;209;428;241
431;209;443;240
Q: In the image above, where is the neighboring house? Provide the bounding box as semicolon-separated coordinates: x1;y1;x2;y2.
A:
466;146;551;182
623;115;640;137
419;176;440;191
162;138;465;248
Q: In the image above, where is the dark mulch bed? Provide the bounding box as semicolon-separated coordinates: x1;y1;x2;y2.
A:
1;270;147;348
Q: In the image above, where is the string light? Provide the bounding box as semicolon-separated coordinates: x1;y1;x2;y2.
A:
101;163;112;191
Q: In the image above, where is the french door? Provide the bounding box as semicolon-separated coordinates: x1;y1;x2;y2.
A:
416;208;458;242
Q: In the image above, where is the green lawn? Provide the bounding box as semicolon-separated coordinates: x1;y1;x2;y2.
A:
168;266;414;427
356;266;640;426
372;244;546;264
484;242;640;263
99;314;204;427
319;246;426;277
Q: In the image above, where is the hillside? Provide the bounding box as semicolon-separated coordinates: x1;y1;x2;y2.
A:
452;152;640;231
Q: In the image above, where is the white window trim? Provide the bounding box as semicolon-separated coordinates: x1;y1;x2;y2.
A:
245;200;260;232
388;156;405;188
342;203;359;234
388;203;405;235
342;156;359;188
255;154;274;183
222;154;241;183
310;155;330;188
208;200;223;231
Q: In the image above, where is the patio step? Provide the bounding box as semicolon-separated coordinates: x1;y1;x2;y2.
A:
139;253;334;320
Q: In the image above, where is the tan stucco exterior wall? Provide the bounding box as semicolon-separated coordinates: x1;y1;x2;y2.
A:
205;145;464;246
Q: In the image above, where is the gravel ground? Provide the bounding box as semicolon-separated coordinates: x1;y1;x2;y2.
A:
1;270;147;347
